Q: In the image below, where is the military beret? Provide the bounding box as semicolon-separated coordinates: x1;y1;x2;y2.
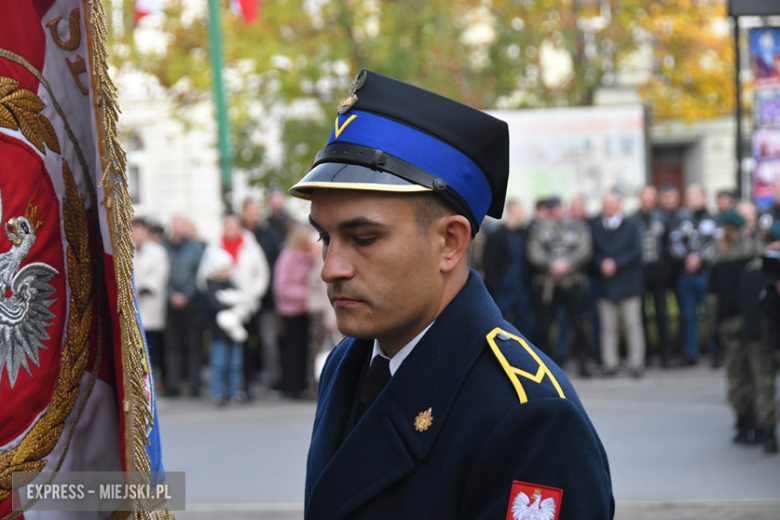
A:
721;209;745;229
770;221;780;241
288;70;510;235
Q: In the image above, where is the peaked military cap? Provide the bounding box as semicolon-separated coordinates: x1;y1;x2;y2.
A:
288;69;510;234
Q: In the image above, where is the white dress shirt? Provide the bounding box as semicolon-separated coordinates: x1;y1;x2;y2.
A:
602;212;624;231
371;322;435;376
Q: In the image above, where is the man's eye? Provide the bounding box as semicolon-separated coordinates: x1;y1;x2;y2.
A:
318;235;330;245
354;237;376;246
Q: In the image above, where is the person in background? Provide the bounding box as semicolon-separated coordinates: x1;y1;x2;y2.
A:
274;227;316;398
669;185;718;366
241;199;285;390
215;214;270;398
758;177;780;241
483;200;532;335
528;197;593;376
306;236;338;398
267;189;294;240
716;190;737;217
149;221;166;244
752;223;780;453
707;210;759;445
571;194;601;365
738;200;759;240
593;192;645;377
133;218;170;389
633;186;673;367
198;248;247;406
658;183;683;358
163;215;206;397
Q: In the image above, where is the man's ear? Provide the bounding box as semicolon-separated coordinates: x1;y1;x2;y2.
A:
436;214;471;274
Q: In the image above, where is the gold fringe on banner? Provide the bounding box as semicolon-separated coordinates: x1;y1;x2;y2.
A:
84;1;175;518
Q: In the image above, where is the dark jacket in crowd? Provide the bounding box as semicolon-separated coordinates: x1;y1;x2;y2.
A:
483;225;530;297
633;208;671;269
205;278;234;342
708;236;756;321
164;237;206;300
591;215;643;301
251;223;284;310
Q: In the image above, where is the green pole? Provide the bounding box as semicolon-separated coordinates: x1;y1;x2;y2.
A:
207;0;233;204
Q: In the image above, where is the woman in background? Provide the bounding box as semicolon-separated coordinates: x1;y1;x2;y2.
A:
274;227;315;398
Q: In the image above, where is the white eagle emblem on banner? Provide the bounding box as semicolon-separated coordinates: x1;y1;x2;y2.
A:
512;488;557;520
0;191;58;389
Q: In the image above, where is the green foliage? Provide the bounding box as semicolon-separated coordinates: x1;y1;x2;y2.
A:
109;0;733;189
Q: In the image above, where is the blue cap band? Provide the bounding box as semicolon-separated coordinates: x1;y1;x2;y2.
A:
328;110;493;224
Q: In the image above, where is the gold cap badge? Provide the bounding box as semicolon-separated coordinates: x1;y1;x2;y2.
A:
414;407;433;432
337;70;367;114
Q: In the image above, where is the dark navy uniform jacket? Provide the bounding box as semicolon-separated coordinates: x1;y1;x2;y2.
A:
305;271;614;519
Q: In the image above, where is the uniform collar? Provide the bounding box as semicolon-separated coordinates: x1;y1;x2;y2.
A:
371;322;434;376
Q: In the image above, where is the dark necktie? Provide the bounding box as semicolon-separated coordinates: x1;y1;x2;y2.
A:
356;356;392;421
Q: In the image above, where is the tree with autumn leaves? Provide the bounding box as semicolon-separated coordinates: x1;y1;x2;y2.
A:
108;0;734;190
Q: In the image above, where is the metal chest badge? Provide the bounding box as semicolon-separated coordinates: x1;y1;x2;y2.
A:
414;407;433;432
338;70;367;114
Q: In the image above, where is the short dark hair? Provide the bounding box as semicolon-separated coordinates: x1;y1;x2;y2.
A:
406;192;459;236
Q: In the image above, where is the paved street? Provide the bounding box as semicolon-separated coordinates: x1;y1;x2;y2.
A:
158;360;780;519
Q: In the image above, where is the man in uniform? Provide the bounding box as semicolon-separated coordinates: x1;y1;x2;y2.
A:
289;70;613;519
528;197;593;376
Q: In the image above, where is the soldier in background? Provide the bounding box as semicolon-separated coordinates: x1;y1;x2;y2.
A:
752;223;780;453
716;189;737;217
633;186;673;367
708;210;758;444
528;197;593;376
669;185;719;366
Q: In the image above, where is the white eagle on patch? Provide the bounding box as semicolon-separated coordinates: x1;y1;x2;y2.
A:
512;489;557;520
0;202;58;389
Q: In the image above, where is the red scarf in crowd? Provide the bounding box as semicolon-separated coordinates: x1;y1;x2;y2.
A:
222;234;244;263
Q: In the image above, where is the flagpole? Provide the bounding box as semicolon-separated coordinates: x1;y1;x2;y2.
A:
207;0;233;208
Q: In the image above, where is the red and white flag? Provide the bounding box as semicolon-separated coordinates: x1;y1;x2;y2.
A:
135;0;164;25
0;1;170;518
230;0;259;25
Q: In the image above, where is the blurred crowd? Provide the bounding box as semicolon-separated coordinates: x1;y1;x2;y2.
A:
476;179;780;454
132;180;780;454
132;189;337;409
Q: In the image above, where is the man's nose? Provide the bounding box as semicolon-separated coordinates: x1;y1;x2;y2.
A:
321;241;354;283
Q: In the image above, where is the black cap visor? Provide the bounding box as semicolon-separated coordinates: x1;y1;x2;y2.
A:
288;161;432;200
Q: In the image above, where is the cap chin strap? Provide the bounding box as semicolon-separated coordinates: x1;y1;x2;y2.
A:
312;142;479;236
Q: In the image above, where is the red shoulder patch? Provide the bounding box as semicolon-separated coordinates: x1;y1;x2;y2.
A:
506;480;563;520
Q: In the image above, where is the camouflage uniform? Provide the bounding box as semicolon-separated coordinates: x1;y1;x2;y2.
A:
750;340;780;430
709;235;759;434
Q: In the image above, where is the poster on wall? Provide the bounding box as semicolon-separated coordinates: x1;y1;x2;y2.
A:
489;105;646;217
750;27;780;207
